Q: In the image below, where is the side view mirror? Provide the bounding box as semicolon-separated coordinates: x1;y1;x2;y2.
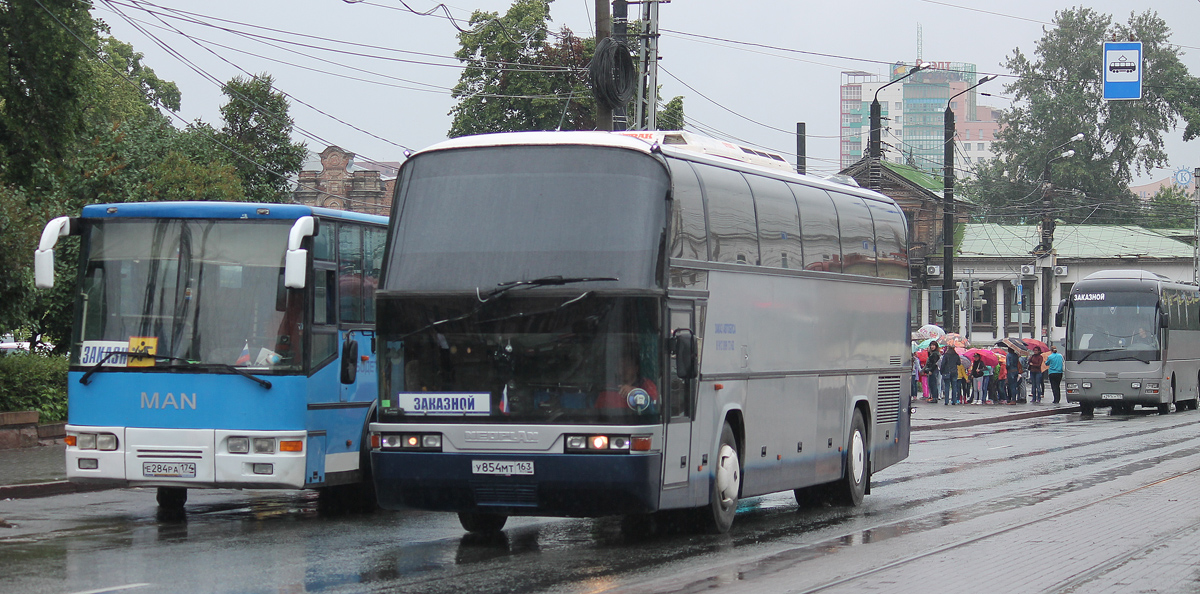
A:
341;336;359;384
1054;298;1067;327
672;328;697;380
1160;312;1170;329
284;216;318;289
34;216;79;289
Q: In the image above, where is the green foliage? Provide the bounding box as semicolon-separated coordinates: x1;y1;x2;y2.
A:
963;8;1200;225
657;95;685;130
448;0;595;136
1143;184;1194;228
0;352;68;422
218;74;307;202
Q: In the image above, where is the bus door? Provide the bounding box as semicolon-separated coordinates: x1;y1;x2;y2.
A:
662;303;697;500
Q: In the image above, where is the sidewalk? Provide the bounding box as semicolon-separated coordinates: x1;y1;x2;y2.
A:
0;402;1080;500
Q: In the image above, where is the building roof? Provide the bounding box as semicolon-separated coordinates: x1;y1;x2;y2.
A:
884;161;943;194
959;224;1195;260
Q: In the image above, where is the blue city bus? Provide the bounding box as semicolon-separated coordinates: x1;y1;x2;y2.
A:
370;131;911;534
35;201;388;510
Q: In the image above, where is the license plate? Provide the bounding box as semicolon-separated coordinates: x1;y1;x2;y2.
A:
143;462;197;478
1101;393;1124;400
471;460;534;475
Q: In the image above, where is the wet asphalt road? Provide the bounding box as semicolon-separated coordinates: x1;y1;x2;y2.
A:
3;408;1200;594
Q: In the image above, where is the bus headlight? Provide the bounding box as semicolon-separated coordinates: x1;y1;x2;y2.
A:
1082;382;1092;389
78;433;97;450
253;437;275;454
379;433;441;452
565;434;633;454
1066;384;1079;390
1145;383;1159;394
1131;382;1141;389
96;433;118;451
228;437;249;453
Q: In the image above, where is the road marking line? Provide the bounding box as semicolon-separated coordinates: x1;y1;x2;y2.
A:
67;583;152;594
987;445;1013;450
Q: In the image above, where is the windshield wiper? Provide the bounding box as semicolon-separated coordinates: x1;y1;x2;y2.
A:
484;276;618;300
79;350;272;389
1075;348;1151;364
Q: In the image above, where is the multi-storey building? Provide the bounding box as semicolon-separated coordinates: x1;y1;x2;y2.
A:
292;145;399;217
840;62;1002;177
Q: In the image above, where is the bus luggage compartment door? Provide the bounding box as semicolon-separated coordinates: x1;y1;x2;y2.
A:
306;433;327;486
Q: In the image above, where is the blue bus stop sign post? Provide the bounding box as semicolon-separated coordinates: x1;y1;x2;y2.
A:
1103;41;1142;100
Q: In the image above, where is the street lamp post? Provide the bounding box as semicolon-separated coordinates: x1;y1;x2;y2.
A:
942;75;995;333
869;63;927;191
1037;133;1084;342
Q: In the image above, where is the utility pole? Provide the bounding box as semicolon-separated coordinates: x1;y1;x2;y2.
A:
796;123;806;175
1037;133;1082;341
595;0;612;131
611;0;628;131
1194;167;1199;284
633;0;664;130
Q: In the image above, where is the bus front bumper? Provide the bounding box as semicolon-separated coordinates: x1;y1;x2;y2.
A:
371;451;662;517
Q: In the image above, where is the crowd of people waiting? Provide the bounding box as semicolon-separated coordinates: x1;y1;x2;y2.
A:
912;339;1065;406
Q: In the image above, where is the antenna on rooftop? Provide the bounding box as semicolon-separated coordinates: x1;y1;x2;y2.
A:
917;23;923;63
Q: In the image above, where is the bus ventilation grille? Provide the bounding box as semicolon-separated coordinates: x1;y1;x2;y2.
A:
889;356;903;366
876;376;902;424
471;482;538;507
135;447;204;460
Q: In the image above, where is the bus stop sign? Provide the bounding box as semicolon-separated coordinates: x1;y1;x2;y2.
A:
1103;42;1142;100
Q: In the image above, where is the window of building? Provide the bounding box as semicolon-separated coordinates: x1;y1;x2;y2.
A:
894;102;902;111
963;143;970;151
950;101;958;110
977;143;985;151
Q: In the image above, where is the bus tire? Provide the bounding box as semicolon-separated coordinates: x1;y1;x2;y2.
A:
458;511;508;533
156;486;187;509
1158;402;1171;415
830;409;868;507
793;484;829;508
1080;403;1094;419
697;422;741;534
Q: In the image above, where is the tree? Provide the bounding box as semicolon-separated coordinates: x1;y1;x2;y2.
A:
448;0;595;136
656;95;685;130
218;74;307;202
1143;184;1193;228
962;8;1200;226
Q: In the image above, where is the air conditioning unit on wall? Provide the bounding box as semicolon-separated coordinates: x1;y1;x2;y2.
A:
1020;265;1036;276
926;265;942;276
1054;265;1069;276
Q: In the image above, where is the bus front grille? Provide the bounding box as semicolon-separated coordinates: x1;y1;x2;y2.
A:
471;482;538;507
876;376;902;424
135;447;204;460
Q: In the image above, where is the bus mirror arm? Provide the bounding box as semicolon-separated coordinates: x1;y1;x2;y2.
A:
1055;299;1067;328
672;328;698;380
284;216;317;289
1160;312;1169;329
34;216;79;289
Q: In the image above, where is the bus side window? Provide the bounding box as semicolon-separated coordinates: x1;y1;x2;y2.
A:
747;174;802;269
834;196;878;277
666;158;708;261
364;227;385;323
791;183;842;273
311;269;338;366
694;164;759;266
339;224;364;323
866;200;908;279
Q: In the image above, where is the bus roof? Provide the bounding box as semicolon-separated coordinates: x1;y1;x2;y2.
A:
79;201;387;225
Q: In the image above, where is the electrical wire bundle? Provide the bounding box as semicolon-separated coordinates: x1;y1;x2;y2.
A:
588;37;636;110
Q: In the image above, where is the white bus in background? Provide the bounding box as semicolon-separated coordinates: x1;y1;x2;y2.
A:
370;130;912;533
1058;269;1200;417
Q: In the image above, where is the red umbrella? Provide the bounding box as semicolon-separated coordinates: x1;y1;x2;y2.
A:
964;348;999;367
941;333;969;348
914;349;929;364
997;337;1030;355
1023;338;1050;353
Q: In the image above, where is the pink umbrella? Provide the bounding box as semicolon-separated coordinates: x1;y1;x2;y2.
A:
1023;338;1050;353
964;348;999;367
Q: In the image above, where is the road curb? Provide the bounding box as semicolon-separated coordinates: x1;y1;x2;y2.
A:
0;480;112;500
912;405;1082;431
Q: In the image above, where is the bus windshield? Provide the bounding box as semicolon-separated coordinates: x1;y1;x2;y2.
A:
378;294;662;425
1067;292;1160;362
72;219;304;371
384;145;669;292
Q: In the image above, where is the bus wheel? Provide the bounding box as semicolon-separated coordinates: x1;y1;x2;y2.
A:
794;484;829;508
698;422;741;534
1080;403;1094;419
1158;402;1171;415
830;409;868;507
156;487;187;509
458;511;508;533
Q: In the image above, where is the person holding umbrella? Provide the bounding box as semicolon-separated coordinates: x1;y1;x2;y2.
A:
1027;347;1046;403
1005;345;1022;404
939;342;962;405
969;352;990;405
923;343;941;402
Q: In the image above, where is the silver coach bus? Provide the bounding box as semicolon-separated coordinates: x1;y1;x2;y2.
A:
1057;269;1200;416
369;131;911;533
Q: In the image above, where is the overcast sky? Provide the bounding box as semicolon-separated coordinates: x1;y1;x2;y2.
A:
93;0;1200;186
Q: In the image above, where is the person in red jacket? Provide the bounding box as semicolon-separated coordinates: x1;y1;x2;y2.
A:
595;350;659;412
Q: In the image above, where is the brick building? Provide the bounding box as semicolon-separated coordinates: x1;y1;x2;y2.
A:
292;146;398;216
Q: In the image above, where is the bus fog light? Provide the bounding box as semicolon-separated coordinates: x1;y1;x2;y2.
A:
78;458;98;470
78;433;96;450
1082;382;1092;389
1131;382;1141;389
381;434;403;449
421;434;441;449
590;435;609;450
96;434;118;451
566;435;587;450
228;437;249;453
280;440;303;452
252;463;273;475
253;438;275;454
609;436;631;450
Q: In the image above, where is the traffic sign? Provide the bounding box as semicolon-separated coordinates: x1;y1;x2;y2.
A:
1103;42;1142;100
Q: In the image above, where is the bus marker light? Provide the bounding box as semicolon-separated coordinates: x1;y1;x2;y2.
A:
78;458;98;470
280;440;303;452
714;384;725;390
371;434;381;449
78;433;96;450
631;436;652;451
252;463;273;475
96;434;118;451
590;435;609;450
253;438;276;454
65;435;77;447
228;437;250;453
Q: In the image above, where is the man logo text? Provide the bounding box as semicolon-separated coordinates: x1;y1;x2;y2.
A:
141;392;197;410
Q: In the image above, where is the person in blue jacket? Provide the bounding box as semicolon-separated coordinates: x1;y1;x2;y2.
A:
1047;345;1065;403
